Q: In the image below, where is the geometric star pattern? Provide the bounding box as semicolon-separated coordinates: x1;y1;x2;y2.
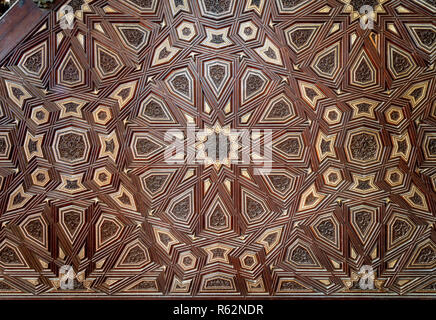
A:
0;0;435;298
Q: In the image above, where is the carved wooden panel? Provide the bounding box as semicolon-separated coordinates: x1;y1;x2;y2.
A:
0;0;435;298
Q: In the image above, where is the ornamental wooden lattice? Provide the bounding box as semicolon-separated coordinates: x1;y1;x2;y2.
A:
0;0;435;298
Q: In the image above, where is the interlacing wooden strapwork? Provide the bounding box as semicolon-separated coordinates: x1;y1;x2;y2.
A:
0;0;435;297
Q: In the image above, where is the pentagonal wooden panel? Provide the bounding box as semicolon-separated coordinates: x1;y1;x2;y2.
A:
0;0;435;298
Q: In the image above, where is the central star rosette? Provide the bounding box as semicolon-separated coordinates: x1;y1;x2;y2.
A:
195;123;239;170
